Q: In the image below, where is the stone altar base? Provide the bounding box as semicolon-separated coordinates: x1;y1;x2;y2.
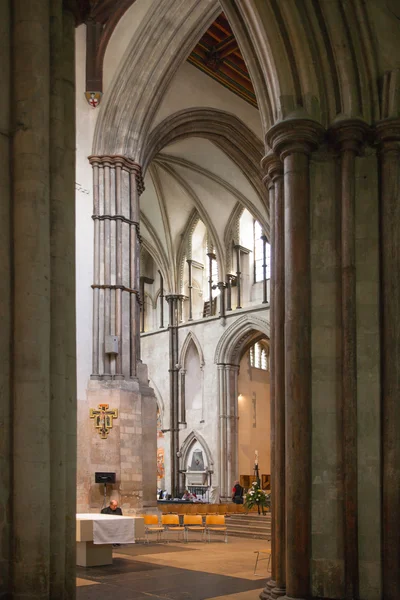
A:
77;369;157;513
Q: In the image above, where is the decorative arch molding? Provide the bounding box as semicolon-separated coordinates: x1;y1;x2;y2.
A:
92;0;379;161
140;232;172;294
224;202;244;275
155;154;268;233
214;313;270;366
93;0;222;157
176;208;201;294
223;0;379;126
179;430;214;470
179;331;205;369
156;160;226;282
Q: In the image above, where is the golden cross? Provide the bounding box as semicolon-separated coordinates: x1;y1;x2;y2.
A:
89;403;118;439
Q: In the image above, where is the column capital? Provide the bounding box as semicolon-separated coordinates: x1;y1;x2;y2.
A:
261;151;283;183
88;154;144;193
375;118;400;153
329;118;371;154
266;118;325;160
165;294;183;302
217;281;226;289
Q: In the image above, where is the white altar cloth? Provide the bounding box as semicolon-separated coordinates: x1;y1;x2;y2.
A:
76;513;143;545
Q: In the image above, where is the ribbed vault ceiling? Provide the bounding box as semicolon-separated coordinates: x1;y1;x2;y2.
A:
140;137;267;293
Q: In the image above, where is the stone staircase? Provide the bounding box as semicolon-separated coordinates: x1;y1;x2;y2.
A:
225;513;272;540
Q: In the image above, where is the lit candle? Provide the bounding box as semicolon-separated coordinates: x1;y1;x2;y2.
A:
255;450;258;465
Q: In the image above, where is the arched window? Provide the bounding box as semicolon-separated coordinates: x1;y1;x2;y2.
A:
249;341;269;370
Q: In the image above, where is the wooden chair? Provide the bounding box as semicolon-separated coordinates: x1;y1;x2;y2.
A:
254;549;272;575
183;514;206;542
142;514;164;543
161;514;185;543
205;515;228;543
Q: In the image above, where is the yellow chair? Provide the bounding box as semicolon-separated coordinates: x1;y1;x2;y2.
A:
142;514;164;543
254;549;272;575
161;514;185;542
183;514;206;542
205;515;228;543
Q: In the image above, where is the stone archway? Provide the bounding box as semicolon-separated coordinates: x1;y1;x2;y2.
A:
214;314;270;500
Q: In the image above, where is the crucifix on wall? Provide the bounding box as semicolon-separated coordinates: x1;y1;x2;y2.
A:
89;403;118;439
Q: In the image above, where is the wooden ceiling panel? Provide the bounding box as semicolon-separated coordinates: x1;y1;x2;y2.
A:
187;13;257;108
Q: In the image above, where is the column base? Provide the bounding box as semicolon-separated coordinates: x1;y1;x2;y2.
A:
260;579;276;599
271;586;286;599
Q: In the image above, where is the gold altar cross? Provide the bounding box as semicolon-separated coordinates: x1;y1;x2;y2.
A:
89;403;118;439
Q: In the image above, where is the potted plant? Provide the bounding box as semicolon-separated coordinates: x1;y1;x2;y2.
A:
244;481;271;515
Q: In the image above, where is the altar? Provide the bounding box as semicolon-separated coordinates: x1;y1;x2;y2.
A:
76;513;145;566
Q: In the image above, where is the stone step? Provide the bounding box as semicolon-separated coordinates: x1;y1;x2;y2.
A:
226;528;271;540
226;522;271;533
227;516;271;526
225;514;272;540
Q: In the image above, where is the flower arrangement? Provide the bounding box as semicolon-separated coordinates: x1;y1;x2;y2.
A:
244;481;271;514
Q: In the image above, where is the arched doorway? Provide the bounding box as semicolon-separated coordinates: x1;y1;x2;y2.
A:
214;314;270;501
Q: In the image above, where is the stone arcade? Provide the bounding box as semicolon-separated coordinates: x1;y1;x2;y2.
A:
1;1;400;599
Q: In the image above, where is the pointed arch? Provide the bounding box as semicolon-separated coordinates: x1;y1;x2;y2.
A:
176;208;201;294
214;313;270;366
149;378;165;422
143;108;266;213
179;331;205;369
180;430;214;469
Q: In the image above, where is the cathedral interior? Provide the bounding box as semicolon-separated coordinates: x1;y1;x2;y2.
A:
1;0;400;599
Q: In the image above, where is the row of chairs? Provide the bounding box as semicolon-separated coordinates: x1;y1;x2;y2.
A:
158;503;266;515
142;514;228;543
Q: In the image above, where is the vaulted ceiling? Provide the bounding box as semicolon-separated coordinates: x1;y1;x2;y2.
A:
188;13;257;108
83;1;255;108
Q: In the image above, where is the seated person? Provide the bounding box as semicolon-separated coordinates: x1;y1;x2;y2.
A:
182;489;193;501
101;499;122;515
232;480;244;504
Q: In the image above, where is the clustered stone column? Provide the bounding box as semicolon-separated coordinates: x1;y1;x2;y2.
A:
260;154;276;600
166;294;182;498
262;120;324;600
330;119;369;599
217;364;239;500
89;155;144;380
0;1;77;597
265;154;286;600
376;117;400;600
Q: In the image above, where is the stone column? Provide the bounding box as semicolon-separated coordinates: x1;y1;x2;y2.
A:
260;156;276;600
330;119;369;600
217;364;240;501
166;294;181;497
235;245;242;309
187;259;193;320
84;156;156;514
158;270;165;328
89;155;144;379
376;118;400;600
268;156;286;600
267;119;324;600
261;233;268;304
217;281;226;318
226;274;233;311
0;0;11;591
179;368;187;424
1;2;78;596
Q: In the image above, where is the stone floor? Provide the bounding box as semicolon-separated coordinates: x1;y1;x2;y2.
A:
76;536;270;599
